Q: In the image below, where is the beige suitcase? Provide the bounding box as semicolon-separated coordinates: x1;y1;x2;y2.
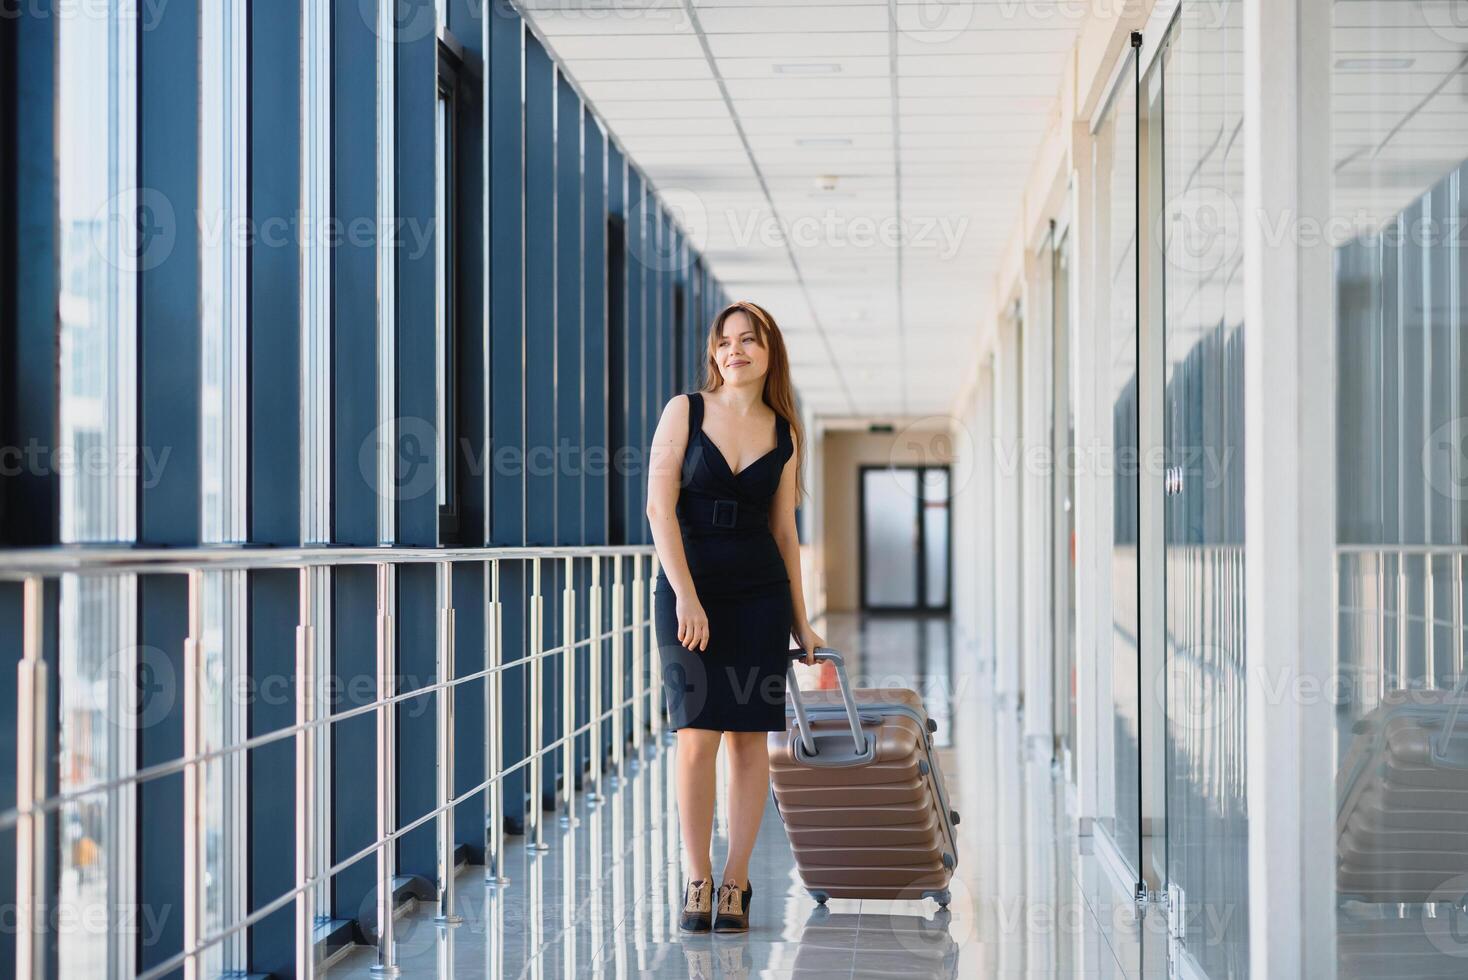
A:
769;648;960;907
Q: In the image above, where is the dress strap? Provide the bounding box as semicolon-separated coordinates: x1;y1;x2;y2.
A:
686;392;704;442
776;412;793;462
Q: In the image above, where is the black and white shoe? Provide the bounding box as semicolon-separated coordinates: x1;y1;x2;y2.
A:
680;878;713;932
713;880;752;933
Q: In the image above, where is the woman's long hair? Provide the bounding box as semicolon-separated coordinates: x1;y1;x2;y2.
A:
700;300;806;501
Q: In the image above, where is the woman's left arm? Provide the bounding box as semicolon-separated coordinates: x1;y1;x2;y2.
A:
770;427;824;664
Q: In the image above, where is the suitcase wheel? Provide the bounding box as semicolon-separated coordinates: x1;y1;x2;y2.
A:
809;890;829;906
950;809;961;826
922;888;952;909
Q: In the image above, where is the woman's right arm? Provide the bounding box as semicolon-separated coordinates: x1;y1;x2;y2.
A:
645;395;708;651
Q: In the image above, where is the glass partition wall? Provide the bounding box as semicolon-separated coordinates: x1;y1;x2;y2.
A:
1330;5;1468;974
1093;45;1143;889
1155;3;1250;977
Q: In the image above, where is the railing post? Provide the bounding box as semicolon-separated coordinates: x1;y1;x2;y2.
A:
610;555;625;783
294;567;318;980
1455;554;1465;687
16;577;47;980
183;570;206;980
587;556;604;803
485;558;508;885
630;553;645;768
372;563;400;976
435;561;463;923
560;556;578;825
648;553;665;743
528;557;549;851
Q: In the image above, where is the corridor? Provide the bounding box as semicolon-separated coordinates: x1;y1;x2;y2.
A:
320;614;1156;979
5;0;1468;978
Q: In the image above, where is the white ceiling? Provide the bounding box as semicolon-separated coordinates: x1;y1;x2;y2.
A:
518;0;1085;418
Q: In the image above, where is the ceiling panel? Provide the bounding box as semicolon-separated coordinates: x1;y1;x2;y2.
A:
524;0;1088;416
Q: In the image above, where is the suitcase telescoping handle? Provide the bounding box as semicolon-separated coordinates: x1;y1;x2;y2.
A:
787;646;867;758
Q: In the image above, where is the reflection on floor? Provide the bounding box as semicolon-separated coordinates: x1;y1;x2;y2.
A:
321;613;1161;978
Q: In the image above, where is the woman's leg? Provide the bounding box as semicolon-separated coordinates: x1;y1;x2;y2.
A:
719;730;769;886
675;728;723;881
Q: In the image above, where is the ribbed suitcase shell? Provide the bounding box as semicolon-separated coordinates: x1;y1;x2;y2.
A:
1337;689;1468;903
769;683;959;905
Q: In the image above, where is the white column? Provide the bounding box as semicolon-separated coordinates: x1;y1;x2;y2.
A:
992;313;1024;703
1069;119;1104;832
1243;0;1336;972
1021;245;1053;745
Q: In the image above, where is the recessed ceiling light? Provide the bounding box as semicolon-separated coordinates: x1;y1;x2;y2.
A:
797;138;853;148
774;63;842;75
1334;57;1415;71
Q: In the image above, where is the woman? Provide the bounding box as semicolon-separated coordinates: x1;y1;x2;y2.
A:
645;300;825;934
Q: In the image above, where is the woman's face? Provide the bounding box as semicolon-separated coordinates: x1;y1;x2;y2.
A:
715;310;768;385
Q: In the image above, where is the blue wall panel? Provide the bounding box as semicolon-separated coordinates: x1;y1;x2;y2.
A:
524;40;556;550
247;571;299;976
330;566;378;927
556;78;584;548
626;170;645;544
488;7;528;830
396;0;439;549
332;0;379;547
139;0;200;547
395;564;438;878
249;1;302;547
583;120;608;546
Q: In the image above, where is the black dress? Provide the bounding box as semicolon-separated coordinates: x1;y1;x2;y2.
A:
654;392;795;732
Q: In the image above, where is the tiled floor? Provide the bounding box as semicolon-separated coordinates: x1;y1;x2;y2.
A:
322;613;1164;978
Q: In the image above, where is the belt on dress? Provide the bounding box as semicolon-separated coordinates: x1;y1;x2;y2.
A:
679;495;768;531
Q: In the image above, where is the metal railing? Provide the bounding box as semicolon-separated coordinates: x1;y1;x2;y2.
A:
1335;544;1467;711
0;543;663;980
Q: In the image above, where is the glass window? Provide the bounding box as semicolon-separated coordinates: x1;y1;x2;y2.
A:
1093;46;1142;880
1330;7;1468;973
56;7;139;975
